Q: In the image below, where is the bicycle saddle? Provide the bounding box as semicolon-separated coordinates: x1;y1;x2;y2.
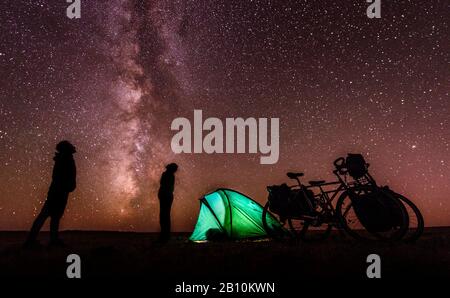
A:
309;180;326;186
287;172;304;179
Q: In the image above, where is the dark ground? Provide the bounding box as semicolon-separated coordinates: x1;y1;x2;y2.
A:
0;228;449;294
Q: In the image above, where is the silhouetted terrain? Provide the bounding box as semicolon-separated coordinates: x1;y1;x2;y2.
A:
1;228;449;286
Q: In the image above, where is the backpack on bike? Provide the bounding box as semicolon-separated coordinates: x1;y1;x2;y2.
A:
346;154;368;179
268;184;315;217
350;188;405;233
267;184;291;215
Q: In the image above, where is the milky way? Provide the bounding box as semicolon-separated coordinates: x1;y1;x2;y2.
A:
0;0;449;231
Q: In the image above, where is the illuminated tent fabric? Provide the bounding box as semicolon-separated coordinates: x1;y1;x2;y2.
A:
189;189;283;241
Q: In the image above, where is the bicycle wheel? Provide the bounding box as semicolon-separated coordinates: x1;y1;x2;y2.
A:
384;189;424;242
262;201;290;239
336;186;409;241
288;217;332;242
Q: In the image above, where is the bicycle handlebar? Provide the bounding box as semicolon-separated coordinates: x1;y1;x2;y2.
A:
333;157;347;175
333;157;345;168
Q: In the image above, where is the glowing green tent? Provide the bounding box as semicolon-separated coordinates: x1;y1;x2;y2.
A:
189;189;283;241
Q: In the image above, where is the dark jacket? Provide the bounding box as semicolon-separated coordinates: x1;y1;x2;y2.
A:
158;171;175;197
50;152;77;193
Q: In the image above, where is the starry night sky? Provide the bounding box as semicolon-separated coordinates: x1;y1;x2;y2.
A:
0;0;448;231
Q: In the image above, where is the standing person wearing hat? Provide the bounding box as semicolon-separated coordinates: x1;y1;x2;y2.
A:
158;163;178;243
24;141;77;247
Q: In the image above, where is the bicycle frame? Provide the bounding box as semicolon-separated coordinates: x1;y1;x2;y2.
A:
286;166;377;225
273;157;380;226
265;156;418;241
287;177;343;223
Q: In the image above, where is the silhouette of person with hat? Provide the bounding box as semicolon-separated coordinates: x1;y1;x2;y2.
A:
158;163;178;242
24;141;77;247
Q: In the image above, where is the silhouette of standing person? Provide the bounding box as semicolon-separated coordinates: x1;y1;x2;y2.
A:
25;141;77;247
158;163;178;242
